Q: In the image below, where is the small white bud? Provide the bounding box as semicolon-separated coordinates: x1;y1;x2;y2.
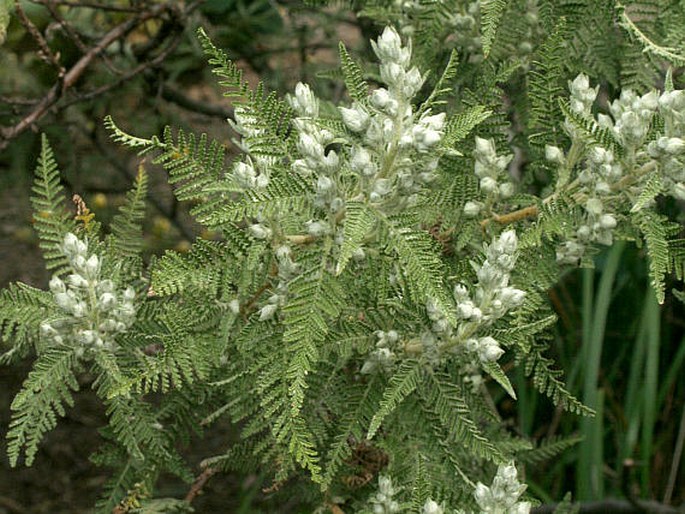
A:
463;201;483;217
85;255;100;278
49;276;66;294
339;105;370;132
373;178;392;196
290;82;319;117
259;303;278;321
499;182;515;198
229;299;241;314
599;213;617;229
480;176;498;194
317;175;334;193
249;224;272;240
99;293;117;310
305;220;329;237
403;67;424;97
585;198;604;215
371;88;392;109
545;145;565;164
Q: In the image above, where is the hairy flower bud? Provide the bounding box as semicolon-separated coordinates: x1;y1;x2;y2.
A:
340;105;370;132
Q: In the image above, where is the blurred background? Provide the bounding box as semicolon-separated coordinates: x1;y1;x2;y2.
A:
0;1;683;512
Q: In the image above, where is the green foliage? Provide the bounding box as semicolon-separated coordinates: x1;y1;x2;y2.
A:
3;3;685;512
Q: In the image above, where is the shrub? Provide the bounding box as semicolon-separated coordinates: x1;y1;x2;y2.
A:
2;1;684;512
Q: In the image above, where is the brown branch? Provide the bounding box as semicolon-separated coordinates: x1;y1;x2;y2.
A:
532;499;683;513
14;0;65;75
160;84;235;120
480;205;540;228
0;2;175;150
30;0;143;13
184;466;218;504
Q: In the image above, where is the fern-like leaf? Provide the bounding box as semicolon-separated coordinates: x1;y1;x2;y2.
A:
336;202;377;275
108;163;148;260
30;135;75;274
7;344;81;466
367;359;422;439
480;0;510;58
339;42;368;102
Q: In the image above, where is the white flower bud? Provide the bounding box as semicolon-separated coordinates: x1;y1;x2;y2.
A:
457;302;474;319
480;176;499;194
55;292;74;311
371;88;392;109
499;287;526;308
463;201;483;217
259;303;278;321
290;82;319;117
673;182;685;200
339;105;370;132
40;322;55;337
422;500;443;514
67;274;88;289
403;67;424;97
498;230;518;254
317;175;334;193
72;255;87;272
99;293;117;310
49;276;66;294
229;299;241;314
372;26;408;65
664;137;685;155
123;287;135;301
545;145;565;164
585;198;604;215
85;255;100;278
599;213;617;229
373;178;392;196
380;62;405;86
305;220;329;237
499;182;515;198
72;302;87;318
330;197;344;214
249;224;272;240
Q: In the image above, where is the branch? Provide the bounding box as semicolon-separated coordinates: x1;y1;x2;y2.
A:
533;499;683;513
184;466;218;504
160;84;235;120
0;2;175;150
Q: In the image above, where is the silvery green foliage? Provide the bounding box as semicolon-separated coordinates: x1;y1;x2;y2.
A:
41;233;136;354
5;2;685;511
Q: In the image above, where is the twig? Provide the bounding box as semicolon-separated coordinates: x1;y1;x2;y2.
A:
480;205;539;228
0;2;174;150
14;0;65;75
533;499;682;513
30;0;143;13
184;466;218;504
160;84;234;120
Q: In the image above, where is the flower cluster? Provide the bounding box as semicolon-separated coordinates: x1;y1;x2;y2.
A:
473;463;531;514
40;233;136;353
368;475;401;514
449;230;524;363
554;75;685;264
361;329;400;374
410;231;525;386
648;89;685;200
463;137;515;218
